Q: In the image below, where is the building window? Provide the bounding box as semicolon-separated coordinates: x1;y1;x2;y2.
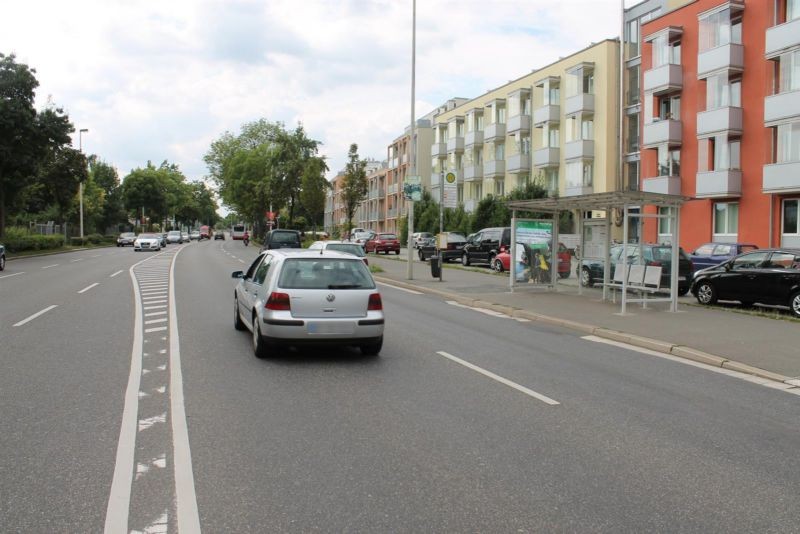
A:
784;199;800;235
788;0;800;22
566;67;594;97
495;179;505;196
627;19;640;57
518;134;531;155
659;95;680;120
658;146;681;176
777;49;800;93
699;136;741;171
581;118;594;140
545;168;559;193
476;114;484;130
546;125;560;148
457;184;463;203
494;142;505;160
714;202;739;236
627;65;640;106
544;83;560;106
699;8;742;52
566;161;593;189
626;160;639;191
626;114;640;153
474;183;483;200
706;74;741;110
776;122;800;163
658;207;673;235
652;34;681;67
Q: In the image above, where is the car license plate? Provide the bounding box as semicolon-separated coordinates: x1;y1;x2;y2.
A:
307;322;354;334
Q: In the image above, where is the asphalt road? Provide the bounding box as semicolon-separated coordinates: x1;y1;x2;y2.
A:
2;240;799;532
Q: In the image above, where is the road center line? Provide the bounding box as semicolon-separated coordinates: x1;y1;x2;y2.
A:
376;281;423;295
78;282;100;294
0;272;25;279
13;305;58;327
42;264;59;269
71;258;84;262
435;351;560;406
110;270;124;278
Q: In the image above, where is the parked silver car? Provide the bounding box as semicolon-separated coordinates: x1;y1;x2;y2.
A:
232;250;384;358
134;233;162;251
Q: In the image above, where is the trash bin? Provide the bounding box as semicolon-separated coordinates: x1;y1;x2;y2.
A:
430;255;441;278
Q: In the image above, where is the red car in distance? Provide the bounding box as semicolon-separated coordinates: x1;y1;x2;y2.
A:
365;233;401;255
492;242;572;279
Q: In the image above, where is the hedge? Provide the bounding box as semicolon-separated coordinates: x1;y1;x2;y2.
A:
3;228;65;252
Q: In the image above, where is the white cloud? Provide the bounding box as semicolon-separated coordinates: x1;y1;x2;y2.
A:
2;0;630;205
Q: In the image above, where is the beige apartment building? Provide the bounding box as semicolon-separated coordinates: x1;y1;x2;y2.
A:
430;39;620;213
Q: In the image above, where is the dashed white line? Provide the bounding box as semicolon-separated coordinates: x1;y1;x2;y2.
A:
145;326;168;333
71;258;85;263
78;282;100;294
91;254;102;258
435;351;560;406
0;271;25;279
42;264;59;269
376;281;423;295
13;305;58;327
238;259;246;264
110;270;124;278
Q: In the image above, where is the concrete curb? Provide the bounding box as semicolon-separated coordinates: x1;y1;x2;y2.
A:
374;274;798;389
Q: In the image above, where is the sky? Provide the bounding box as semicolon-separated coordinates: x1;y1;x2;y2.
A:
2;0;634;211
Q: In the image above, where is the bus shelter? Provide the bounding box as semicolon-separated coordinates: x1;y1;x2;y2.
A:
506;191;690;314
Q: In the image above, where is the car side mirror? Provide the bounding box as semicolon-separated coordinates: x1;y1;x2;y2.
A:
723;262;732;271
231;271;244;279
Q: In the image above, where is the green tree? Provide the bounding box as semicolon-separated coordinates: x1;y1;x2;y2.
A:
341;144;367;237
299;156;330;235
89;156;127;232
121;163;170;229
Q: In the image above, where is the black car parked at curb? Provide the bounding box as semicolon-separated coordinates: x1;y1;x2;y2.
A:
691;248;800;318
418;232;468;262
460;227;511;266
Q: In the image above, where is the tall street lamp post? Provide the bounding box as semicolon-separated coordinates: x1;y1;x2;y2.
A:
79;128;89;240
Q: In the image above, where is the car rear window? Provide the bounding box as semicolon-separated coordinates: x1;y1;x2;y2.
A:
278;258;375;290
651;246;690;261
447;233;466;242
379;234;397;240
271;232;299;244
694;244;715;256
326;244;365;257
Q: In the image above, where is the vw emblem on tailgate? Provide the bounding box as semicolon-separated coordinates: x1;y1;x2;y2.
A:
326;293;335;302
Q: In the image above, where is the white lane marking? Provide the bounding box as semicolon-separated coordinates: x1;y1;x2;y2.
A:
168;243;202;532
142;296;167;301
78;282;100;294
142;299;167;305
42;264;59;269
91;254;102;258
145;318;167;325
145;326;168;333
71;258;84;262
110;270;124;278
0;272;25;279
140;283;168;288
144;305;168;310
141;291;167;296
238;259;246;264
13;305;58;327
145;311;167;317
581;336;800;397
446;300;509;318
376;281;423;295
435;351;560;406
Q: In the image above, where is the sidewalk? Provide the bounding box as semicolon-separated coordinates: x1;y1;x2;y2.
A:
370;252;800;382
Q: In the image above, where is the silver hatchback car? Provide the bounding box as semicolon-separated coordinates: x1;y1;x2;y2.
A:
232;250;384;357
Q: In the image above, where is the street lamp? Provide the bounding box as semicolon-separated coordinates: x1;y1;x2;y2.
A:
78;128;89;240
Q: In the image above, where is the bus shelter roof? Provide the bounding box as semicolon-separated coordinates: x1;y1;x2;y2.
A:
505;191;691;213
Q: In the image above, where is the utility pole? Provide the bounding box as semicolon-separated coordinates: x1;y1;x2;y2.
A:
406;0;417;280
78;128;88;239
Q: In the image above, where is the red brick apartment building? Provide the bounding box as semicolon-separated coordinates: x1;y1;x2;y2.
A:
640;0;800;250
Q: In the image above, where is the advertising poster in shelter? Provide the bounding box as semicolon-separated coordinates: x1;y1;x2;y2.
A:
513;219;554;284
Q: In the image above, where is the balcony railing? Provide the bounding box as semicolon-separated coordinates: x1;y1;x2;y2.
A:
431;142;446;158
642;175;681;196
447;136;464;153
533;105;560;126
697;43;744;79
766;17;800;58
764;90;800;125
564;93;594;116
507;114;531;134
465;130;484;147
763;161;800;193
642;119;682;148
484;123;506;141
564;140;594;160
507;154;531;174
695;170;742;198
533;147;560;167
643;64;682;95
464;165;483;182
484;159;505;177
697;107;743;138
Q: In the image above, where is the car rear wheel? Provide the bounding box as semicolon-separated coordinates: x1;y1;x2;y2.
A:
492;258;504;273
695;281;717;305
0;254;5;271
418;250;425;261
461;253;470;267
395;249;400;255
253;316;268;359
790;291;800;319
580;267;592;287
360;336;383;356
233;296;245;331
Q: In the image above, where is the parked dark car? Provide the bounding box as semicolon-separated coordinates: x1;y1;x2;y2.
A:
691;248;800;317
689;242;758;270
418;232;468;262
117;232;136;247
0;243;6;271
365;233;400;255
578;243;695;295
460;227;511;266
261;229;302;251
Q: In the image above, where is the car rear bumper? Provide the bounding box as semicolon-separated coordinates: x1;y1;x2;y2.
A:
260;315;384;341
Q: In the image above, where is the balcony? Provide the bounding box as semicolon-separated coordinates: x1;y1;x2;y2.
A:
465;130;484;147
763;161;800;193
507;154;531;174
533;105;560;126
484;159;505;177
565;184;593;197
484;122;506;141
564;93;594;116
642;119;682;148
764;90;800;125
464;165;483;182
642;175;681;195
431;142;447;158
766;17;800;58
447;136;464;153
507;114;531;134
643;64;682;95
696;107;743;138
387;208;398;218
533;147;560;167
695;170;742;198
564;140;595;161
387;183;398;195
697;43;744;79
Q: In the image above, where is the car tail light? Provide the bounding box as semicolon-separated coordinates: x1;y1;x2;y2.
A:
265;292;291;311
647;260;662;267
368;293;382;311
499;245;507;253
